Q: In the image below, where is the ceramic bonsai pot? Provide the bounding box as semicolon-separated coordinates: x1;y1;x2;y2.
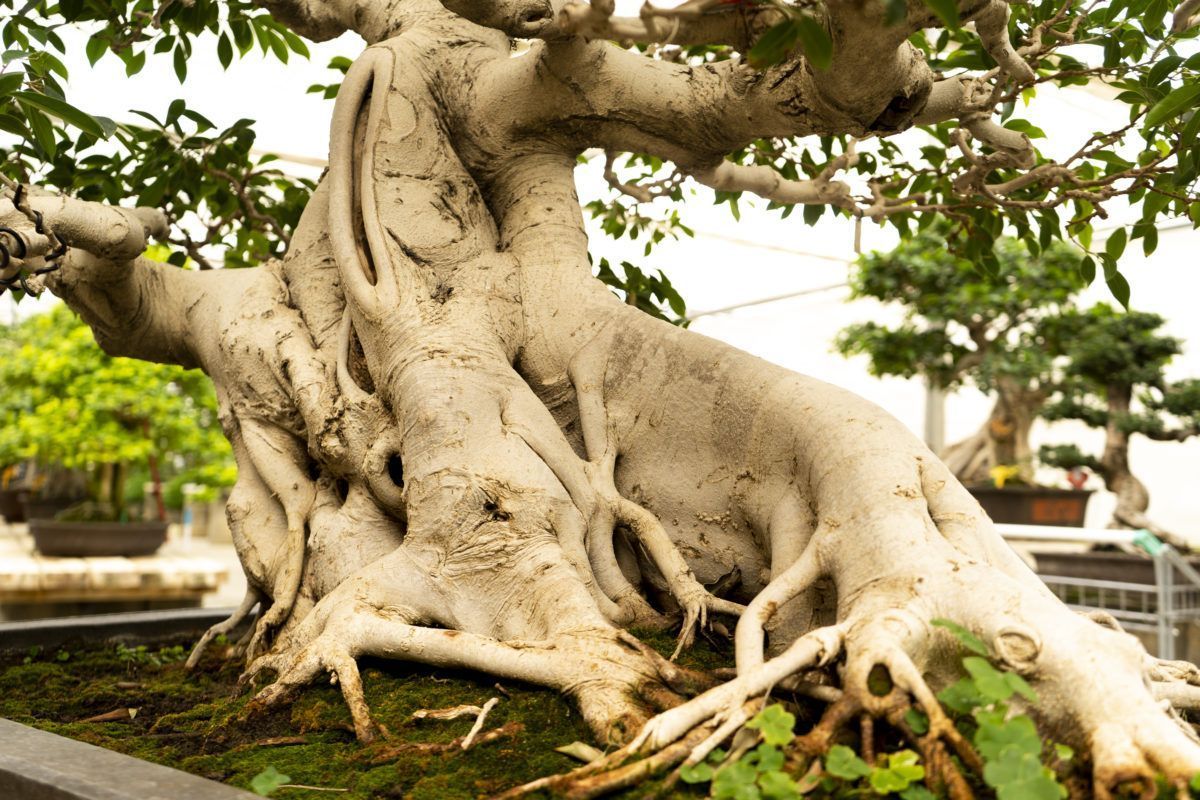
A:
28;520;169;557
1032;550;1200;585
23;495;88;522
968;486;1092;527
0;488;28;523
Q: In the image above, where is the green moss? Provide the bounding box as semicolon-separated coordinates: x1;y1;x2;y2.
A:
0;632;729;798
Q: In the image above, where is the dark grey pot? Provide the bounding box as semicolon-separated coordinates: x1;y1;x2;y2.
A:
29;520;169;557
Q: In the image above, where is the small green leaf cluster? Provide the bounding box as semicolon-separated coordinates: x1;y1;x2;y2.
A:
593;257;688;327
306;55;354;100
747;8;832;71
249;765;291;796
115;643;187;670
679;704;804;799
931;619;1067;800
19;645;70;664
825;745;931;798
679;702;934;799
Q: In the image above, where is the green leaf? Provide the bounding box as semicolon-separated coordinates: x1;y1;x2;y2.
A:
1104;227;1127;261
679;761;714;784
125;49;146;77
982;749;1064;800
963;656;1015;702
1079;254;1096;284
1054;743;1074;762
713;758;762;800
1106;270;1131;309
903;708;929;735
974;710;1042;762
0;72;20;96
1004;671;1038;703
85;35;108;66
922;0;960;28
280;28;310;59
1145;84;1200;128
747;19;802;69
752;744;784;773
758;769;801;799
12;90;105;137
931;618;988;656
173;45;187;83
19;103;56;158
869;750;925;793
249;765;290;796
795;16;832;70
746;704;795;747
217;34;233;69
825;744;871;780
900;786;938;800
937;677;985;714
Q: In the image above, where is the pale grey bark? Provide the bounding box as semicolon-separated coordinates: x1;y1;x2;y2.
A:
3;0;1199;792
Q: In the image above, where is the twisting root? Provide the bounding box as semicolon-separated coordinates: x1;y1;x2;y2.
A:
502;380;743;654
461;697;500;750
242;637;384;743
186;586;262;669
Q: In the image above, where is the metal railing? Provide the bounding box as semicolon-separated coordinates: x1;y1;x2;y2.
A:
997;524;1200;660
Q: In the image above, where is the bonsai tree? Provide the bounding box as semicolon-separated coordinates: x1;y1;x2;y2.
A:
1041;303;1200;544
0;303;233;521
837;228;1082;484
1;0;1199;794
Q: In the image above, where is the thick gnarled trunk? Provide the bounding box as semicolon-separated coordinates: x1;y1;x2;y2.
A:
3;0;1200;794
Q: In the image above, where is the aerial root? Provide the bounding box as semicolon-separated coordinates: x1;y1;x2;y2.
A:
494;622;1002;800
493;722;717;800
614;630;722;697
186;587;261;670
502;379;742;654
462;697;500;751
241;637;384;743
365;722;524;764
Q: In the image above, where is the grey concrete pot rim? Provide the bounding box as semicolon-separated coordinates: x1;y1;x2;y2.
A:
0;607;258;799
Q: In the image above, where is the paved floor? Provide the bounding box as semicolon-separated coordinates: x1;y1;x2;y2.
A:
0;520;247;621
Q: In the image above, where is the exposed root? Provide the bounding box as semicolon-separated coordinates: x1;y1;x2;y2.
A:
186;586;261;669
411;703;490;722
503;387;743;654
461;697;500;750
366;722;524;764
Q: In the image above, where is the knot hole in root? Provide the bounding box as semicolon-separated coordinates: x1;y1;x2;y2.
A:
387;454;405;488
483;499;511;522
867;663;893;697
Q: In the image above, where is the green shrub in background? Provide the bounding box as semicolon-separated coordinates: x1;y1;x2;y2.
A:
0;303;233;519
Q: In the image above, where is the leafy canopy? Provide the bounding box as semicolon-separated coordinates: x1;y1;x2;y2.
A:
0;302;232;481
836;227;1082;392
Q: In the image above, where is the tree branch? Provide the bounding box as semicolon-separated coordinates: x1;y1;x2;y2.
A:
684;142;858;211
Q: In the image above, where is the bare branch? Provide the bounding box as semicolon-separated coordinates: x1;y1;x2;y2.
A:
972;0;1036;83
555;0;768;47
685;142;859;211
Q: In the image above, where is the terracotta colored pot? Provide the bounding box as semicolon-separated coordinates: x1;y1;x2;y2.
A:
967;486;1092;527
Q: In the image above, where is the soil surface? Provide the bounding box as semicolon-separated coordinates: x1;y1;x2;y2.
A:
0;628;733;798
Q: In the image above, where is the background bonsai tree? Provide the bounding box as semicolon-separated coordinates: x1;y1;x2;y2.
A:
1041;303;1200;544
0;303;233;521
836;228;1082;484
